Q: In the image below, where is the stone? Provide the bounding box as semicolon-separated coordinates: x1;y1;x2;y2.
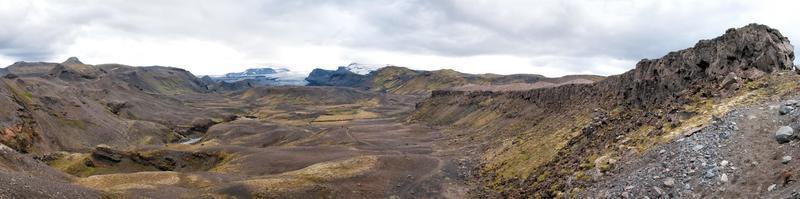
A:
693;145;705;151
663;177;675;187
624;185;635;190
720;160;729;167
780;105;795;115
653;186;664;196
783;156;792;164
768;184;777;191
720;72;741;90
704;168;717;179
776;126;794;144
720;173;728;182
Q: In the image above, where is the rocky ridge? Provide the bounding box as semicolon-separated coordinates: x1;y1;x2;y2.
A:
306;65;599;95
412;23;796;197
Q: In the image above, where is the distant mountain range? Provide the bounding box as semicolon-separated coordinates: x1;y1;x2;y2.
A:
205;67;307;86
204;63;383;87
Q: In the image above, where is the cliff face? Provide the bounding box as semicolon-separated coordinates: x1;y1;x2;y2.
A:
412;24;795;197
607;24;794;108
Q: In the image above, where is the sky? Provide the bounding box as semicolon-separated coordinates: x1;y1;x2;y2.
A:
0;0;799;77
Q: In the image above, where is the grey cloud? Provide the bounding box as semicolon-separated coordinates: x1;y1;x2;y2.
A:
0;0;797;75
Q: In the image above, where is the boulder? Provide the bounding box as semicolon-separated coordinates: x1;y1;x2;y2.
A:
775;126;794;143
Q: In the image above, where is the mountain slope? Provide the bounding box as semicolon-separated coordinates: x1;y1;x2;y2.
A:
411;23;796;197
0;58;229;153
306;65;600;95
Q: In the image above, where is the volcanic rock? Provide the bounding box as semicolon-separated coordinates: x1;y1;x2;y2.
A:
776;126;794;143
780;105;795;115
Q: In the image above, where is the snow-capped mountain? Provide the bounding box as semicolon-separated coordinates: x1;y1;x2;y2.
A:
342;63;386;75
208;67;307;86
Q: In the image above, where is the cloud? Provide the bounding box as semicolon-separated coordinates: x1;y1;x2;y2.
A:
0;0;798;77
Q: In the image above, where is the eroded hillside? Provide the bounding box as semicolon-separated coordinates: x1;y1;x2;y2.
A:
412;24;798;197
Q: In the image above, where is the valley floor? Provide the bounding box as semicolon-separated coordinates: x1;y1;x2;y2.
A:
49;91;476;198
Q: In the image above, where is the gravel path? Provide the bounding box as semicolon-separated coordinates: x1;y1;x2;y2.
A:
585;97;800;198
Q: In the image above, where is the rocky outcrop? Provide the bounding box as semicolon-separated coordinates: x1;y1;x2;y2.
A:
89;146;223;172
413;24;795;197
48;64;98;80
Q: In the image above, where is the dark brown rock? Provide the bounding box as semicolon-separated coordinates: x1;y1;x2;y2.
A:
190;118;216;132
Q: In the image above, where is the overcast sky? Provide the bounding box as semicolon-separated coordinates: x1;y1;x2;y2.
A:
1;0;798;77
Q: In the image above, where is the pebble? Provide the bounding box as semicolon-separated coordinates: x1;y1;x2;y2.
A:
663;177;675;187
693;145;705;151
768;184;777;192
780;105;795;115
624;185;635;190
720;174;728;182
775;126;794;144
653;186;664;196
783;156;792;164
720;160;729;167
